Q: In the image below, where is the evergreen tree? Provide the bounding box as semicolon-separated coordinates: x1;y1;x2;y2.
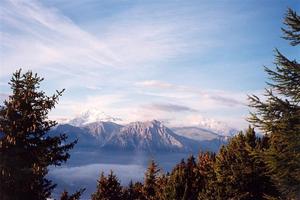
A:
59;189;85;200
249;8;300;198
143;160;160;200
91;171;124;200
197;152;217;200
164;156;200;200
0;70;77;200
123;181;146;200
183;155;200;200
214;127;279;200
163;159;186;200
155;173;169;200
282;8;300;46
123;181;136;200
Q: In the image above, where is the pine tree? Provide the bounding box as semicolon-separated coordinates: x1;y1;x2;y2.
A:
163;156;200;200
155;173;169;200
197;152;217;200
214;127;279;200
143;160;160;200
123;181;136;200
91;170;124;200
282;8;300;46
0;70;77;200
123;181;146;200
183;155;200;200
164;159;187;200
60;189;85;200
248;8;300;198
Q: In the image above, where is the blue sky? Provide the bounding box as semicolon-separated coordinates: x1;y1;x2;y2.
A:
0;0;299;129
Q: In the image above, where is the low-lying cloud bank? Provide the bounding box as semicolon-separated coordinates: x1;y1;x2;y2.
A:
49;163;145;184
48;163;146;199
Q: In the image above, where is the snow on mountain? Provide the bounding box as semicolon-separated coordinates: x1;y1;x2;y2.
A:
103;120;186;152
193;118;239;137
68;110;122;127
66;110;238;137
172;126;224;141
169;116;239;142
52;119;225;152
83;121;122;143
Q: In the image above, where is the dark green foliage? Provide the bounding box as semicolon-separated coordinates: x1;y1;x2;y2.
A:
143;160;160;200
163;159;187;200
249;8;300;199
91;171;124;200
282;8;300;46
214;128;279;200
0;70;76;200
197;152;217;200
60;188;85;200
123;181;146;200
183;156;201;200
155;173;169;200
164;156;200;200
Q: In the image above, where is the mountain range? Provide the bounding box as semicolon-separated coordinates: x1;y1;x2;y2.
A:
66;110;237;137
51;118;237;153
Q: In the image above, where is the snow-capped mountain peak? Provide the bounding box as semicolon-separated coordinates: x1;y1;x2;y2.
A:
68;110;122;127
194;118;238;136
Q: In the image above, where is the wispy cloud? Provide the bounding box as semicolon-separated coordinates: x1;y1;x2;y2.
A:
1;0;115;75
209;95;245;107
136;80;246;108
144;103;198;113
135;80;174;89
51;94;126;117
0;0;193;78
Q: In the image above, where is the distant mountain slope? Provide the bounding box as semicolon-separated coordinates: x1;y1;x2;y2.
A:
51;124;98;147
83;121;122;142
102;120;186;152
172;126;229;141
51;120;227;153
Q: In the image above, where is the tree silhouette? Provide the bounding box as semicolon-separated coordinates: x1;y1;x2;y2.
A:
0;69;77;200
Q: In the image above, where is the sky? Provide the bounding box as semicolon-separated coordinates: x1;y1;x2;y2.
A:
0;0;299;129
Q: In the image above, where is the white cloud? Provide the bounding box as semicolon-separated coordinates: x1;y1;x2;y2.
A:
144;103;198;113
50;94;125;117
136;80;246;108
0;0;191;78
1;0;117;76
135;80;174;89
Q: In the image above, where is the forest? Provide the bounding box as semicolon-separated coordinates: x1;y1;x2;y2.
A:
0;7;299;200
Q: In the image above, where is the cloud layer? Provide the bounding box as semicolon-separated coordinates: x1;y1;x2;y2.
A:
1;0;291;130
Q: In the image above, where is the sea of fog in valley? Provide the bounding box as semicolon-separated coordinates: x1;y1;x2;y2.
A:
48;149;193;199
